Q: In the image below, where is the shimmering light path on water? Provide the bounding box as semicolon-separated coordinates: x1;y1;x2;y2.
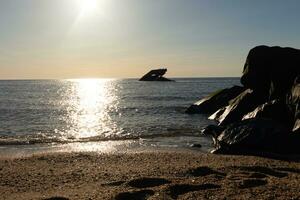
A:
0;78;240;154
64;79;120;139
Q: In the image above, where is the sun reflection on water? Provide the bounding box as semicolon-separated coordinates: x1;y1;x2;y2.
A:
65;79;119;139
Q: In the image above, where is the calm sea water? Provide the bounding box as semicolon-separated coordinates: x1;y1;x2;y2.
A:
0;78;240;155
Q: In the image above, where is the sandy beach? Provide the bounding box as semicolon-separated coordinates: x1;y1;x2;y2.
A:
1;150;300;200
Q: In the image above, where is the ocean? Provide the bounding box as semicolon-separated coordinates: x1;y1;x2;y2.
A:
0;78;240;156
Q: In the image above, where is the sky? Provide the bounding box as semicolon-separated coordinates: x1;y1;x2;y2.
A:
0;0;300;79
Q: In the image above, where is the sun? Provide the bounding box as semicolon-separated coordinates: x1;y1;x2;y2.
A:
77;0;98;16
82;0;98;12
73;0;111;21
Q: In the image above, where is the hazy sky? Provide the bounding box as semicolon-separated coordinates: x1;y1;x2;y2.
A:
0;0;300;79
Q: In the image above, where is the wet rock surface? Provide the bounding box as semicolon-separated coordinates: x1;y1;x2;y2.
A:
211;119;291;154
287;77;300;133
185;86;245;114
242;99;293;128
188;45;300;155
210;89;267;126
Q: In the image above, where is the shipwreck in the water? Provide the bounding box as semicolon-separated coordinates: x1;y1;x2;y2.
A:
139;68;173;81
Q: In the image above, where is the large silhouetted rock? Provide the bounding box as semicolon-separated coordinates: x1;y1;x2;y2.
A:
286;76;300;132
208;119;291;154
185;86;245;114
242;100;293;129
139;68;173;81
187;45;300;155
241;45;300;99
209;89;267;126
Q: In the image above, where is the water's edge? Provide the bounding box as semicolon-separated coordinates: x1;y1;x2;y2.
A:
0;78;239;155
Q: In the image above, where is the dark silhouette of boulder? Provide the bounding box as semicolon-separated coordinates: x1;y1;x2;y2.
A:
208;107;226;122
187;45;300;155
241;46;300;100
286;76;300;132
185;86;245;114
209;119;290;154
242;100;293;129
201;124;225;138
139;68;173;81
209;89;267;126
293;119;300;133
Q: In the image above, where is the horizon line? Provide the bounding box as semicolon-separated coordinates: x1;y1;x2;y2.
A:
0;76;241;81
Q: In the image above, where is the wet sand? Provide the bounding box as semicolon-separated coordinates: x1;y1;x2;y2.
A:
1;151;300;200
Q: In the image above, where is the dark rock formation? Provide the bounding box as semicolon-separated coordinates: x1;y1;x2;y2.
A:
185;86;245;114
188;45;300;155
293;119;300;133
286;76;300;133
207;119;291;154
209;89;267;126
241;45;300;100
201;124;225;138
242;100;293;128
139;68;173;81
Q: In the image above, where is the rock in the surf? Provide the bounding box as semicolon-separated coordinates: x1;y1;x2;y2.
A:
185;86;245;114
209;89;267;126
210;119;289;154
242;99;293;129
189;45;300;155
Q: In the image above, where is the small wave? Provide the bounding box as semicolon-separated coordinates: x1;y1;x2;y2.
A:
0;131;204;146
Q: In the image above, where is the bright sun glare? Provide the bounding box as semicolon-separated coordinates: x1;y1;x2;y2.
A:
66;79;117;139
82;0;98;12
77;0;99;16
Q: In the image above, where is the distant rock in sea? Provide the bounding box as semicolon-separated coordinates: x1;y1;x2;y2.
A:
139;68;173;81
187;45;300;155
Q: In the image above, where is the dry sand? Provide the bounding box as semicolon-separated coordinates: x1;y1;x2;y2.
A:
0;150;300;200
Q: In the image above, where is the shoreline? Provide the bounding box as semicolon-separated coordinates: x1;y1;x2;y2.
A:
0;136;213;159
1;150;300;200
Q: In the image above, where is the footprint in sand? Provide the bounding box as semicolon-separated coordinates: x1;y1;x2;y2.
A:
238;179;268;189
127;177;171;188
235;166;288;178
186;166;226;177
248;172;268;179
227;171;268;180
274;167;300;174
166;183;221;199
114;189;155;200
